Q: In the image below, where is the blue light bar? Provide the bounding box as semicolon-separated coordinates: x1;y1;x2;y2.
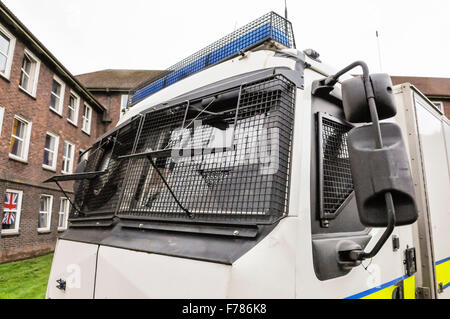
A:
130;12;296;105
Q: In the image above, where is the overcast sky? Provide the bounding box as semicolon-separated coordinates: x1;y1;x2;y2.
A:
2;0;449;77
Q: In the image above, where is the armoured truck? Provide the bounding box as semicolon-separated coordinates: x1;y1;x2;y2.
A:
45;12;450;299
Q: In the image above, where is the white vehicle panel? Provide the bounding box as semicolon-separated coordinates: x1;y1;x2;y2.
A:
443;119;450;172
94;246;230;299
414;94;450;298
46;240;98;299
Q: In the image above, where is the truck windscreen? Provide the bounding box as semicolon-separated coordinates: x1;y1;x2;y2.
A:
71;75;296;226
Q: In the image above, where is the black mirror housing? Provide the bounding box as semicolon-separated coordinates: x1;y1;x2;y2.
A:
347;123;418;227
342;74;397;123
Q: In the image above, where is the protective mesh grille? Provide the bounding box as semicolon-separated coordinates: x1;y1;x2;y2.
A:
130;12;295;104
118;75;296;224
321;117;354;216
73;118;141;216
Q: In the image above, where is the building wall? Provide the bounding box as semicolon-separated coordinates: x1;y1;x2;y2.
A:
0;183;63;262
91;91;125;129
391;76;450;118
0;24;106;263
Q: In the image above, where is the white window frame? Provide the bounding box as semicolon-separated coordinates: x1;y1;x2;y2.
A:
1;189;23;235
67;90;80;126
19;49;41;97
38;194;53;233
42;131;60;171
62;140;75;174
49;75;65;115
82;103;92;135
0;106;4;136
58;197;70;231
9;115;32;163
120;94;129;118
432;101;444;114
0;23;16;80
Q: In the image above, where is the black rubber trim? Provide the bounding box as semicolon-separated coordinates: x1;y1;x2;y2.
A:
59;219;281;265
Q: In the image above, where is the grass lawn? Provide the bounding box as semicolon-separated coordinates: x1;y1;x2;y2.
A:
0;253;53;299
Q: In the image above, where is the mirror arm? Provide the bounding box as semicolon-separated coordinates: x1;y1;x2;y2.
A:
324;61;369;86
348;193;396;261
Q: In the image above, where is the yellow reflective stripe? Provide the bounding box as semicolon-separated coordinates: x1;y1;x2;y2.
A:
362;286;396;299
360;275;416;299
403;275;416;299
436;258;450;291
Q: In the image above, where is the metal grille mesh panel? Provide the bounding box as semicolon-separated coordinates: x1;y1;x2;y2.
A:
130;12;295;104
72;118;141;216
321;117;354;216
119;75;295;224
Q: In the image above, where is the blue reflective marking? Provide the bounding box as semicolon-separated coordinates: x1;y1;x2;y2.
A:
436;257;450;266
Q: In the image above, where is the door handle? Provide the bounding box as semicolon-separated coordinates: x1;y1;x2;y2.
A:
56;279;66;291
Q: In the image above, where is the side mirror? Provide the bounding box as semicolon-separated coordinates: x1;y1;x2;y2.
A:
322;61;418;263
347;123;418;227
342;74;396;123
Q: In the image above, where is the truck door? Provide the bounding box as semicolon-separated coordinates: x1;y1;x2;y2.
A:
304;70;417;299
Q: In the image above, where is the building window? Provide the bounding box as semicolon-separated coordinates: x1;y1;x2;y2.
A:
38;195;53;232
120;94;129;118
82;104;92;135
2;189;22;235
50;76;65;115
43;132;59;171
432;101;444;114
58;198;70;231
0;23;16;79
19;49;40;97
0;106;4;136
67;91;79;125
9;115;32;162
62;141;75;174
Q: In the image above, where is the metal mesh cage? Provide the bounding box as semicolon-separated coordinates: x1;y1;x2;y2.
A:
118;74;296;225
319;115;354;219
129;12;296;105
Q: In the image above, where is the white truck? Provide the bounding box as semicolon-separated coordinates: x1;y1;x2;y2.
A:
45;12;449;299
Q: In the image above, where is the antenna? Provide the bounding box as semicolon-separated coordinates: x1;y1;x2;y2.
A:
284;0;288;19
376;30;383;72
284;0;289;38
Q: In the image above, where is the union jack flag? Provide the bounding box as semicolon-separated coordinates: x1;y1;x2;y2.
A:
2;193;18;225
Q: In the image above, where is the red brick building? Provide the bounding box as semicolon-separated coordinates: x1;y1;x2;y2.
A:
0;2;110;263
391;76;450;118
76;69;163;127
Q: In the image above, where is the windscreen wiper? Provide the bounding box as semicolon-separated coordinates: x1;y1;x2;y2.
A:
119;151;195;219
118;145;237;219
43;171;108;217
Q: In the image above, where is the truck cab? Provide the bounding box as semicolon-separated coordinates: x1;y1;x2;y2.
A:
45;12;449;299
